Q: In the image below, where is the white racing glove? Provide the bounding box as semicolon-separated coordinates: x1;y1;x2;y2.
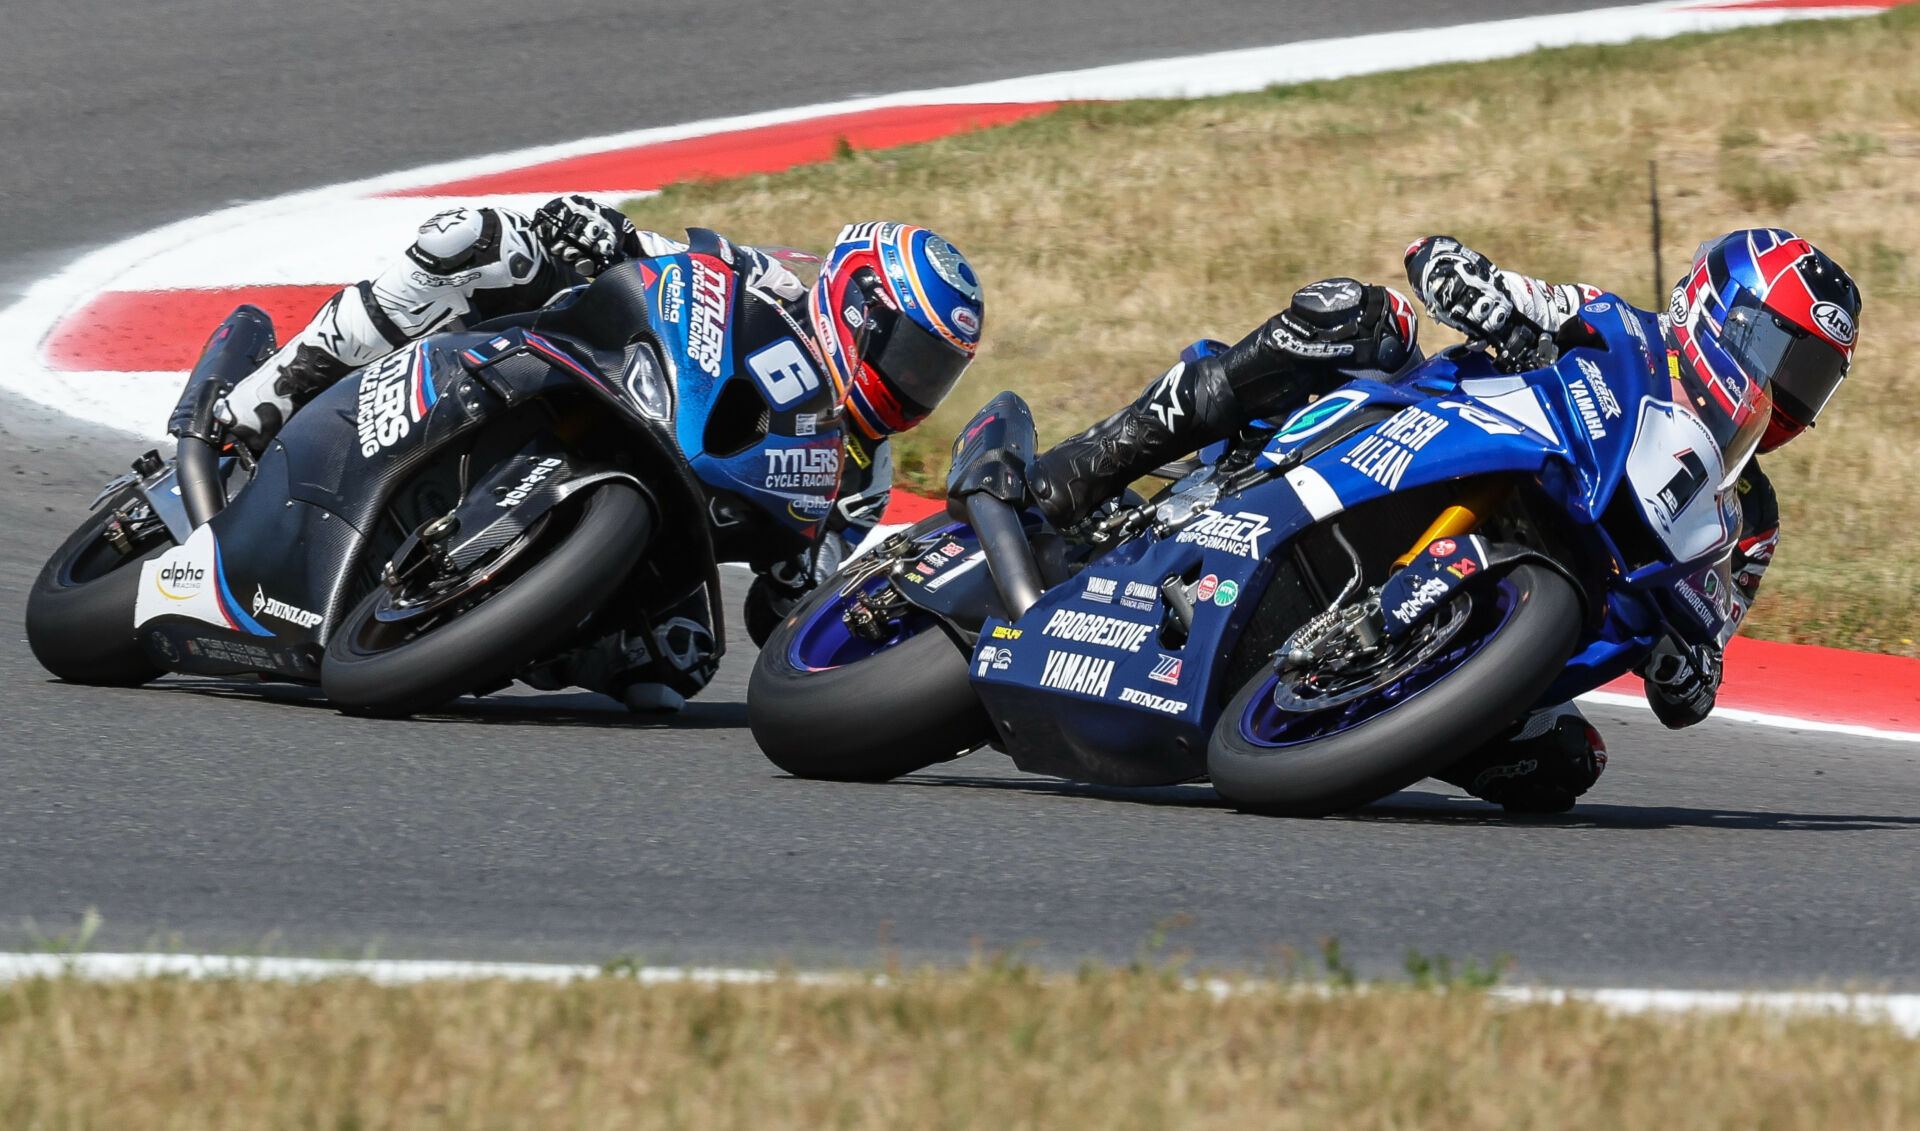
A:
1404;236;1595;366
1639;636;1722;729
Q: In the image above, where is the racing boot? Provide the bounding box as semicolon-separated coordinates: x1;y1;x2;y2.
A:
215;284;404;451
1436;703;1607;814
1026;278;1420;528
1025;354;1243;528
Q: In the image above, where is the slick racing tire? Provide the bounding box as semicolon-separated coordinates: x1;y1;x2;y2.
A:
26;485;173;686
1208;563;1581;817
322;482;651;717
749;541;991;782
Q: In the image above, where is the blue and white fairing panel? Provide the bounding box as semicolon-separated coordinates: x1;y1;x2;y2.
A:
636;234;845;536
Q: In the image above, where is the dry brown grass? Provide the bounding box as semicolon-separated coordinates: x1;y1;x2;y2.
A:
625;8;1920;654
6;967;1920;1129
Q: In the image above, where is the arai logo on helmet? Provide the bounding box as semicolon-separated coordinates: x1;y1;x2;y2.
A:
922;235;981;301
951;306;980;337
1811;301;1855;346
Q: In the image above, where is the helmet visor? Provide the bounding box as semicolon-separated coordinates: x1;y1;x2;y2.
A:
859;298;971;415
1722;294;1849;427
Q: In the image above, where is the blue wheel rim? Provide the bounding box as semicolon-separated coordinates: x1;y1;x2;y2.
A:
1239;577;1521;748
786;575;934;672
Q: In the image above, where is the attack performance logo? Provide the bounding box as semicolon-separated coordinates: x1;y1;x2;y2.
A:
1039;650;1114;697
1175;510;1272;559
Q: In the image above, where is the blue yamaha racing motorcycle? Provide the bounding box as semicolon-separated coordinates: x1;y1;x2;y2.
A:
750;296;1746;815
27;231;845;716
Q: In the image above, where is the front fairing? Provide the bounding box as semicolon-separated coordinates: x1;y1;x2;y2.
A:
636;241;846;536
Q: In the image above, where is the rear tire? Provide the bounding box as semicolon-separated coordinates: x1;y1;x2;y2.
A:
749;554;990;782
322;482;651;716
1208;564;1581;817
26;488;171;686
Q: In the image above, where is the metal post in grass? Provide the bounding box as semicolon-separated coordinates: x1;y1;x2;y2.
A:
1649;159;1664;308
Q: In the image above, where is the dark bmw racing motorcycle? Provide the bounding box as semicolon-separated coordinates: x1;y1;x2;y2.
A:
750;296;1751;815
27;232;847;715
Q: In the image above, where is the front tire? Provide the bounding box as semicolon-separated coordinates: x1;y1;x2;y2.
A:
322;482;651;716
1208;564;1581;817
749;532;991;782
26;486;172;686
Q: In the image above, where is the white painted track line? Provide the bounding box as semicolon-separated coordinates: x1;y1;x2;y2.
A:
4;952;1916;1035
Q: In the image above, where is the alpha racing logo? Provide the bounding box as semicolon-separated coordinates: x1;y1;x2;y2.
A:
154;562;206;599
687;259;730;377
1039;650;1114;697
252;584;322;629
1042;609;1153;653
355;349;422;458
1174;510;1272;560
764;446;840;490
657;263;685;324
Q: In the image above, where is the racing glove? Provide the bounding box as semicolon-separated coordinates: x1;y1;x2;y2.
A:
1640;636;1722;730
533;194;641;277
1404;236;1596;367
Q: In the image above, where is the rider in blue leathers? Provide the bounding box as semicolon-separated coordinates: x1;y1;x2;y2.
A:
217;196;982;709
1028;231;1859;811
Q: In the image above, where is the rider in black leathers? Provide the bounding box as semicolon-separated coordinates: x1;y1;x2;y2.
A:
1026;232;1855;811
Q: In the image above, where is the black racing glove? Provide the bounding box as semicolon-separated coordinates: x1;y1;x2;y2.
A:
533;194;641;277
1639;637;1722;729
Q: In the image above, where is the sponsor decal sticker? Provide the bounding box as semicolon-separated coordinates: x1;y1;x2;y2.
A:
154;561;206;599
1340;408;1447;491
1042;608;1154;653
1039;650;1114;697
1568;378;1608;440
763;445;840;490
951;306;980;336
1082;576;1117;604
916;562;937;576
252;585;322;629
1446;557;1478;580
1120;581;1159;612
1584;301;1612;314
1274;389;1367;442
1811;301;1855;346
975;645;1015;677
941;542;966;558
1579;359;1622;418
1393;576;1452;624
497;457;563;508
1175;511;1272;560
794;412;817;437
687;258;730;377
1428;538;1456;558
746;338;822;410
354;347;430;459
1195;574;1219;602
991;625;1022;640
1213;579;1240;606
656;263;685;324
1118;687;1187;715
1149;654;1182;686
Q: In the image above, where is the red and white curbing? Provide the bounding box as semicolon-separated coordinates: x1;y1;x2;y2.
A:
2;0;1913;735
2;951;1917;1033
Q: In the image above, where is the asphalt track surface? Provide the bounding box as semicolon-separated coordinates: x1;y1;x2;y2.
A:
6;0;1920;987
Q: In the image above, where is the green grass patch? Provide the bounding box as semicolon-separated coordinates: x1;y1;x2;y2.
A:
626;7;1920;654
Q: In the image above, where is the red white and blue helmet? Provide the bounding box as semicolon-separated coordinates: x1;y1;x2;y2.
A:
1665;228;1860;461
808;222;983;442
